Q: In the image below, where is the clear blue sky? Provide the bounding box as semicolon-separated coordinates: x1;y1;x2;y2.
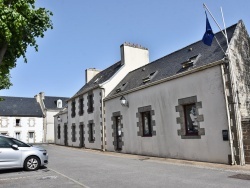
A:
1;0;249;98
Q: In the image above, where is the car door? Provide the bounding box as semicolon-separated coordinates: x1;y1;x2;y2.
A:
0;136;22;169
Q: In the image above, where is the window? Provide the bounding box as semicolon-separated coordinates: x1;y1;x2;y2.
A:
29;132;34;139
176;96;205;139
71;100;76;117
89;123;94;142
72;125;76;142
57;99;62;108
141;111;152;137
136;105;156;137
29;119;35;127
16;119;21;126
142;71;158;83
88;94;94;113
0;136;11;148
58;125;61;139
79;97;84;116
15;132;21;140
89;122;94;142
184;103;198;135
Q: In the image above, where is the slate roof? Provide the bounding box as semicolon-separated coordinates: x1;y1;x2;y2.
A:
107;21;239;98
0;96;43;117
72;61;123;98
43;96;69;110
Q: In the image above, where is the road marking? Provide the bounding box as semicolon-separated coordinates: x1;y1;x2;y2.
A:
0;175;42;181
48;168;90;188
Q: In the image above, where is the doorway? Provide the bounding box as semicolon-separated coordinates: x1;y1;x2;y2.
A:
64;124;68;146
79;123;84;147
115;116;122;151
28;132;35;143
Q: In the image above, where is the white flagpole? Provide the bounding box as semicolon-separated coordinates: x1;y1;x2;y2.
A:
203;3;227;39
220;7;229;48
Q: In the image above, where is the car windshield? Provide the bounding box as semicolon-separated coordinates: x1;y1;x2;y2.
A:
0;136;30;147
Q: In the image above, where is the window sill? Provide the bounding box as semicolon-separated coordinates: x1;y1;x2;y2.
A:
181;135;201;139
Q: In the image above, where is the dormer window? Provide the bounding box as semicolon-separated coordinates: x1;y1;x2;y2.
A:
116;82;128;93
142;71;158;83
57;99;62;108
177;54;200;73
94;76;102;83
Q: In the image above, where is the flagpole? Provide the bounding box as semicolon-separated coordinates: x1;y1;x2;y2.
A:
220;7;229;49
203;3;245;165
203;3;227;38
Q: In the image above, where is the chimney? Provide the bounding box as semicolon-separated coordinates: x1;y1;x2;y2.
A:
85;68;101;83
120;42;149;67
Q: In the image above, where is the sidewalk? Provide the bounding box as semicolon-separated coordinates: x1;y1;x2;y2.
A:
50;144;250;174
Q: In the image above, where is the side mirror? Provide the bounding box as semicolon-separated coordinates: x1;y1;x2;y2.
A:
11;144;19;150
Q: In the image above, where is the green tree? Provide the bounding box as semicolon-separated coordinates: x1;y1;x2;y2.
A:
0;0;53;90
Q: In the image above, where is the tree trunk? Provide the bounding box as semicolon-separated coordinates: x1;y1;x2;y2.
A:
0;43;7;65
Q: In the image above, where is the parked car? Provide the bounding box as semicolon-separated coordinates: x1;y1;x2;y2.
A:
0;135;48;171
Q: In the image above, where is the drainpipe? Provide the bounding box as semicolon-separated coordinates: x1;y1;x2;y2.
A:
220;63;235;165
100;87;106;151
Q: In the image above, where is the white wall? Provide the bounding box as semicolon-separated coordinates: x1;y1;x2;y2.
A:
54;110;68;145
46;111;58;143
0;116;43;143
105;65;231;164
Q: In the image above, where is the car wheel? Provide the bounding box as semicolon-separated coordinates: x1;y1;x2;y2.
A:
24;156;40;171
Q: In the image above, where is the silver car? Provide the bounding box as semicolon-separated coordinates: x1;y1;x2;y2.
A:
0;135;48;171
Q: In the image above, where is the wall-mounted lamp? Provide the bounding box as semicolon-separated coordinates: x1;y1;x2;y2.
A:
120;96;129;107
57;116;62;122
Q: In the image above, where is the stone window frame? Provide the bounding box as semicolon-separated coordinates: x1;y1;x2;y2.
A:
71;100;76;118
136;105;156;137
28;118;35;127
87;91;94;114
78;96;84;116
88;120;95;143
0;118;9;128
176;96;205;139
57;125;61;139
111;111;124;151
72;123;76;142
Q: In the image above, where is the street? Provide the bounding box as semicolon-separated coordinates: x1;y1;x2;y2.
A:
0;144;250;188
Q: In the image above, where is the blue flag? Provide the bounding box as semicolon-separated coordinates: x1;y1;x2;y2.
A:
202;12;214;46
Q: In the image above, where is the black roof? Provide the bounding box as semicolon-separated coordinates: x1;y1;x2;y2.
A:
0;96;43;117
43;96;69;110
107;21;239;98
72;61;123;98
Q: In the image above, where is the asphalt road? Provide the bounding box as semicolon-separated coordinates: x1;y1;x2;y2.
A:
0;144;250;188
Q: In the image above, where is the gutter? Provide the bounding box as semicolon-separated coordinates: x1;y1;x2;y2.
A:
100;86;106;151
105;59;224;101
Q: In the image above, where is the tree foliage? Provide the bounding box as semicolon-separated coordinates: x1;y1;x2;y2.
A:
0;0;53;90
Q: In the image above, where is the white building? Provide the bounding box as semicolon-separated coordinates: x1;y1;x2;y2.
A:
35;92;69;143
0;96;43;143
55;43;150;149
104;20;250;165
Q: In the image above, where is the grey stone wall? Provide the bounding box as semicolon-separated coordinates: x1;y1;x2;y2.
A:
229;21;250;117
242;118;250;163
